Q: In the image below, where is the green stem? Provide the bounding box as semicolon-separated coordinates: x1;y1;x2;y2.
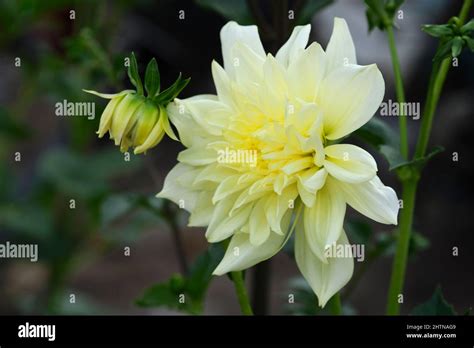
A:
386;179;418;315
328;293;342;315
386;0;472;315
231;271;254;315
386;25;408;159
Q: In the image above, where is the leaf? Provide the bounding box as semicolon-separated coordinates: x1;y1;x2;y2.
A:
144;58;160;97
99;194;162;243
461;19;474;32
422;24;454;38
195;0;253;24
353;117;405;170
39;148;142;200
433;39;454;61
391;146;444;174
451;36;463;57
411;286;456;315
154;73;190;105
345;219;373;245
465;36;474;51
377;230;430;258
136;244;224;314
296;0;334;25
0;106;31;140
127;52;143;95
364;0;404;31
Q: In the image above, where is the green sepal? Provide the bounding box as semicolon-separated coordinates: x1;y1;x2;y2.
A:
145;58;160;98
127;52;144;95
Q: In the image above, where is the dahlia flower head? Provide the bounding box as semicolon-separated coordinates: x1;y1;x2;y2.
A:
159;18;399;306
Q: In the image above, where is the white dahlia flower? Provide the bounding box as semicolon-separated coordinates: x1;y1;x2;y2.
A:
158;18;399;306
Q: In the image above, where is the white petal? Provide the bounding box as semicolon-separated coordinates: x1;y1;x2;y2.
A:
177;147;217;166
206;199;253;243
295;226;354;307
156;163;200;213
83;89;134;99
324;144;377;183
288;42;327;103
303;181;346;262
338;176;399;225
276;25;311;68
325;17;356;73
188;191;214;227
220;21;265;78
213;210;293;275
265;185;298;234
167;98;219;148
249;198;271;246
297;167;327;193
318;64;385;140
181;98;232;136
211;60;235;108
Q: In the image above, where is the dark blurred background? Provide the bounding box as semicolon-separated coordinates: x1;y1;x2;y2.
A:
0;0;472;315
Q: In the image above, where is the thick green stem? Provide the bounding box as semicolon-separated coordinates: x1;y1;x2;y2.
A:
386;0;472;315
386;179;418;315
328;293;342;315
231;271;254;315
386;26;408;159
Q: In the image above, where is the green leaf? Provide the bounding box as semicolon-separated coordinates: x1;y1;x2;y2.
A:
465;36;474;51
345;219;373;245
422;24;454;38
154;73;190;105
135;275;189;310
127;52;143;95
451;36;463;57
136;244;224;314
195;0;253;24
144;58;160;97
461;19;474;32
353;117;405;170
99;194;162;243
296;0;334;25
391;146;444;175
364;0;404;30
411;286;456;315
0;106;31;140
433;39;454;61
39;148;142;200
376;230;430;258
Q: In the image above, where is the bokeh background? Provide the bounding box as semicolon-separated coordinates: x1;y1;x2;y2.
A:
0;0;472;315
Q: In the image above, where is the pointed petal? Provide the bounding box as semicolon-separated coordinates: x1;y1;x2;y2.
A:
206;198;253;243
318;64;384;140
249;198;271;246
213;211;293;275
220;21;265;78
156;163;200;213
295;227;354;307
324;144;377;183
338;176;399;225
83;89;134;99
288;42;327;103
276;25;311;67
325;17;356;73
303;180;346;262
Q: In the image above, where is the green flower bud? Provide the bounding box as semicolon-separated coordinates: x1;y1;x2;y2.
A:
83;53;189;154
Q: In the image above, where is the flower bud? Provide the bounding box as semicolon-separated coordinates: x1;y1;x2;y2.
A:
84;89;178;154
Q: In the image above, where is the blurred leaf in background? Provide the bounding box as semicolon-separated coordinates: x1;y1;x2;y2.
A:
136;244;224;314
